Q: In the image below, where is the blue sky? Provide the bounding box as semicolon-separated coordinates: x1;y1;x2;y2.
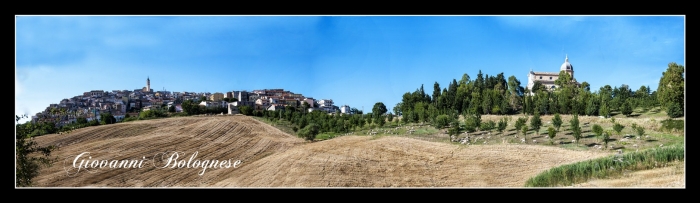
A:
15;15;685;123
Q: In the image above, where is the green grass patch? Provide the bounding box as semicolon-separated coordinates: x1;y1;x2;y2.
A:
524;144;684;187
253;117;297;136
414;127;440;135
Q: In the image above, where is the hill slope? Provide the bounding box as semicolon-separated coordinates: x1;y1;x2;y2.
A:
33;115;304;187
215;136;608;187
33;115;610;187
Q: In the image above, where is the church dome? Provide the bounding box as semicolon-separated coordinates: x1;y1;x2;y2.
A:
560;55;573;71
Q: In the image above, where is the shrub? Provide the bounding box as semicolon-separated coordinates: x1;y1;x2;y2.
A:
636;127;645;138
660;119;684;132
570;114;581;143
667;102;683;118
547;126;556;144
298;123;320;141
552;113;563;131
464;113;481;133
613;123;624;136
497;118;508;135
592;124;603;142
514;117;528;134
435;114;451;129
481;120;495;132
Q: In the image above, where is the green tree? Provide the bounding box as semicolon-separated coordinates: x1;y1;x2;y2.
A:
552;113;563;132
435;114;451;129
481;120;496;132
657;62;684;117
497;117;508;135
375;114;386;127
620;100;633;117
599;102;610;118
432;81;441;104
514;117;528;135
168;105;176;113
531;81;545;94
570;114;582;144
613;123;625;137
15;115;56;187
372;102;388;118
464;113;481;133
181;100;201;115
547;126;556;144
636;126;646;139
592;124;603;142
239;105;253;116
585;95;599;116
667;102;683;118
603;130;611;149
447;120;462;137
298;123;320;141
100;112;116;125
77;117;88;124
521;125;529;142
530;112;542;136
507;76;524;113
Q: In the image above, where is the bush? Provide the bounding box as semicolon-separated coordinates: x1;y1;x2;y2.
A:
122;117;138;122
667;102;683;118
613;123;624;136
514;117;528;134
481;120;495;132
435;114;451;129
298;123;320;141
497;118;508;135
592;124;603;142
660;119;684;132
464;113;481;133
547;126;556;143
621;100;633;117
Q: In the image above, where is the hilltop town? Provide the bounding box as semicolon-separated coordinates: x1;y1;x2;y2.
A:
31;77;353;127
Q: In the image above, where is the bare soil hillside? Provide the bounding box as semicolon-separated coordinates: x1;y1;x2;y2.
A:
33;115;304;187
32;115;622;187
215;136;609;187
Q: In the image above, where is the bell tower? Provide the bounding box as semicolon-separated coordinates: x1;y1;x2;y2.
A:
147;76;151;92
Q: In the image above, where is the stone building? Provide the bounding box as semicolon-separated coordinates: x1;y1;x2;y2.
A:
527;55;579;93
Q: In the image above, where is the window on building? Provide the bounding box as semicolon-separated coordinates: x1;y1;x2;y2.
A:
539;76;542;79
550;77;552;80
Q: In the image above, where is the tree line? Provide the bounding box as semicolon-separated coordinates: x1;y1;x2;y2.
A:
395;62;684;131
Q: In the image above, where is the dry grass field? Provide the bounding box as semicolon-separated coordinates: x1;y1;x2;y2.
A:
569;161;685;188
31;115;679;187
214;136;608;187
33;115;304;187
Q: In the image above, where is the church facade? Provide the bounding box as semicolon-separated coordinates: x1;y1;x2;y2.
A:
526;55;578;93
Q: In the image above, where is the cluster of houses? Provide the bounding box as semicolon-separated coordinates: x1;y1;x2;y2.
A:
223;89;349;115
31;77;353;127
